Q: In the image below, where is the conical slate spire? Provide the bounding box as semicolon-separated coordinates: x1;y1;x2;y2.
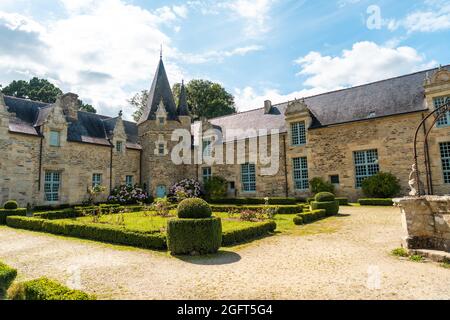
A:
177;80;190;116
138;57;178;124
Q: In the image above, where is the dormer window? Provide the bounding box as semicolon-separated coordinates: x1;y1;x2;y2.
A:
116;141;123;153
49;130;60;147
158;143;165;155
155;100;168;126
202;138;212;157
434;96;450;127
291;121;306;146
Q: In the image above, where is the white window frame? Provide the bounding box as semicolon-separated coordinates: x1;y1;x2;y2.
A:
126;175;134;186
92;173;102;187
49;130;60;147
44;171;60;202
293;157;309;190
241;163;256;192
202;138;212;157
116;141;123;153
440;142;450;184
202;167;212;182
434;96;450;127
354;149;380;188
291;121;306;146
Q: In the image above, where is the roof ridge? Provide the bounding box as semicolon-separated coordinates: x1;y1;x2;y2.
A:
206;64;448;122
298;64;447;101
3;95;50;106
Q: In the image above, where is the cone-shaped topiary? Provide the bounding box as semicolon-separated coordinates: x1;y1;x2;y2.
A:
314;192;335;202
177;198;212;219
3;200;18;210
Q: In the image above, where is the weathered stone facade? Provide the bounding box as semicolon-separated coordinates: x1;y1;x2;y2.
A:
1;61;450;207
394;196;450;252
0;94;141;207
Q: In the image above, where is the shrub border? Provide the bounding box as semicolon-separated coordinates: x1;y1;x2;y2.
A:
0;261;17;296
222;220;276;246
358;198;393;206
0;208;27;225
6;216;167;250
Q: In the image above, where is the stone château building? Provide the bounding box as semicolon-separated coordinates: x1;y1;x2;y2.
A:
1;57;450;207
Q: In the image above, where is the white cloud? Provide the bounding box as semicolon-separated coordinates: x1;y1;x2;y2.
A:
295;41;436;90
188;0;275;37
0;0;189;120
226;0;275;36
181;45;263;64
387;1;450;33
234;86;326;112
235;41;436;112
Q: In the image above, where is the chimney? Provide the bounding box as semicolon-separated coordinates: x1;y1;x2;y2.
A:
60;93;79;121
264;100;272;114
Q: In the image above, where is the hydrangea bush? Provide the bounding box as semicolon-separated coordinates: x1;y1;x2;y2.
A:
169;179;203;202
108;185;152;205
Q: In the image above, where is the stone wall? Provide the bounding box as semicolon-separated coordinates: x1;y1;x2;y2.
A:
0;100;141;207
394;196;450;252
138;115;196;197
304;112;430;201
198;133;288;198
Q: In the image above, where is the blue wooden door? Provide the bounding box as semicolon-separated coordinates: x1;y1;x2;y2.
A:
156;185;167;198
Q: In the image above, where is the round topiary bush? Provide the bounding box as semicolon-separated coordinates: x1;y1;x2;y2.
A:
167;217;222;255
293;215;303;225
3;200;18;210
311;200;339;216
314;192;335;202
177;198;212;219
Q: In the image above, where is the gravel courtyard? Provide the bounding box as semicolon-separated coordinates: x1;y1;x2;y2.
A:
1;206;449;300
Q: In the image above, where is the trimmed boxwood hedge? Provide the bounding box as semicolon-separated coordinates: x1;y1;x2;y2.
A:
222;221;276;246
167;217;222;255
0;208;27;224
210;204;304;215
0;261;17;296
336;197;349;206
33;209;81;220
3;200;18;210
358;198;393;206
6;216;167;250
9;277;94;300
311;200;339;216
177;198;212;219
293;209;327;225
315;192;335;202
209;197;297;205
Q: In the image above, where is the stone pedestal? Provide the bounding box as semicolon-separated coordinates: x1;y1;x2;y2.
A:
393;196;450;252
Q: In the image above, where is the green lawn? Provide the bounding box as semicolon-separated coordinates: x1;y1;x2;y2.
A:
61;211;283;234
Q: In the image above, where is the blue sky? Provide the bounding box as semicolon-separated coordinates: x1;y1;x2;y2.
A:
0;0;449;119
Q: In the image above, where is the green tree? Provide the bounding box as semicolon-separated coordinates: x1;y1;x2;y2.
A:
172;80;236;120
128;80;236;122
1;77;96;113
1;78;62;103
128;90;149;122
78;100;97;113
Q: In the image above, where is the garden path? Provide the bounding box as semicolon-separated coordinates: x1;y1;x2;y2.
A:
1;206;449;299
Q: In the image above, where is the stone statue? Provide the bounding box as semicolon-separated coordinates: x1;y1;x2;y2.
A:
408;163;419;196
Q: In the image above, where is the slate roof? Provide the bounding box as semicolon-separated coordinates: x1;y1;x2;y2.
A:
3;65;448;147
192;65;449;142
3;95;141;149
138;58;178;124
177;81;190;116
